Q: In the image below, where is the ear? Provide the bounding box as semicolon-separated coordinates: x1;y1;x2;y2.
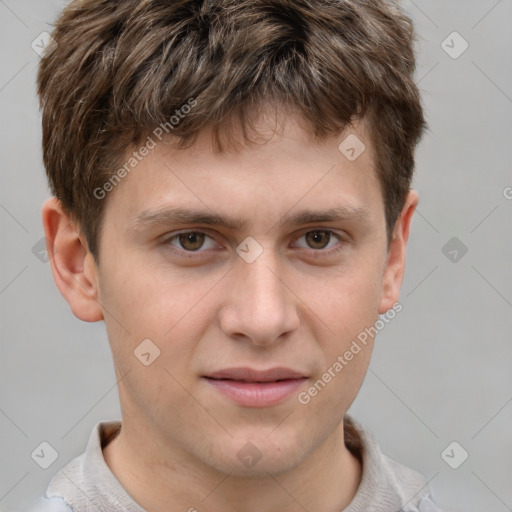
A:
41;197;104;322
378;190;418;314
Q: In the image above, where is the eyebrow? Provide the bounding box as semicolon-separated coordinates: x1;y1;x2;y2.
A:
128;205;371;233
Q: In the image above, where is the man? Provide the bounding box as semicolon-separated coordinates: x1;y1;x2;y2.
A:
22;0;443;510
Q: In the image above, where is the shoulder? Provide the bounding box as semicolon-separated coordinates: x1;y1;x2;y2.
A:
382;456;443;512
14;420;124;512
344;416;446;512
9;496;73;512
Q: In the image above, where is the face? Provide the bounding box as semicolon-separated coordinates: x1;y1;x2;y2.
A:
46;113;415;478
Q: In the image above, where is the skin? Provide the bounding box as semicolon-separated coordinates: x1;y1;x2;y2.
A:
42;112;417;512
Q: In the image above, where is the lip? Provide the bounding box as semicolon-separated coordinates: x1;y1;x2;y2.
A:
205;366;306;382
203;367;308;407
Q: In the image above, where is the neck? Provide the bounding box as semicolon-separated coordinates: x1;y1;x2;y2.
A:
103;418;362;512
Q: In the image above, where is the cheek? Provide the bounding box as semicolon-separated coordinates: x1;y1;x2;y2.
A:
305;263;383;338
98;264;226;402
299;274;378;409
99;249;217;335
297;335;373;428
99;266;213;418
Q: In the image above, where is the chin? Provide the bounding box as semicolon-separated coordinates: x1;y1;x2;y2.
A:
198;432;307;477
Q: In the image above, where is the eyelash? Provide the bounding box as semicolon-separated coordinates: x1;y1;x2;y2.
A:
161;229;348;260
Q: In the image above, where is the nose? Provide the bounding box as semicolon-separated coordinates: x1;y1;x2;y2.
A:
218;249;300;346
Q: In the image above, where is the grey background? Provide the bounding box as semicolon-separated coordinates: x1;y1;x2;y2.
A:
1;1;511;511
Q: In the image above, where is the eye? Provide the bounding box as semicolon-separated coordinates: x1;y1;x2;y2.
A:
293;230;341;250
165;231;218;252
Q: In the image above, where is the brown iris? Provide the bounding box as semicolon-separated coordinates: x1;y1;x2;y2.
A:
305;231;331;249
178;232;205;251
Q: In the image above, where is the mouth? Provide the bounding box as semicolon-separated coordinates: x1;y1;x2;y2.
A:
203;367;308;407
205;366;307;382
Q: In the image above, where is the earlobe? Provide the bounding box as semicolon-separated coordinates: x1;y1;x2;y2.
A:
378;190;418;314
42;197;104;322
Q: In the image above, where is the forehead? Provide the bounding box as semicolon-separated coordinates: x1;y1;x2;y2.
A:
101;114;383;233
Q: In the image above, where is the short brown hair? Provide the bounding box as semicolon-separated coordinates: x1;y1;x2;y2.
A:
37;0;426;261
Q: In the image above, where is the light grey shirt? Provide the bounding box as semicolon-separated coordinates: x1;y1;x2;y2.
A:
16;417;444;512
